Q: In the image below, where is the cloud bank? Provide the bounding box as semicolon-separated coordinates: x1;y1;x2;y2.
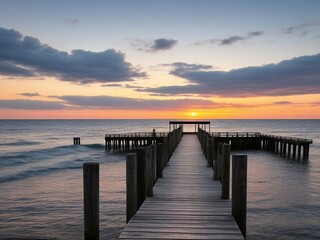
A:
0;95;236;111
0;99;65;109
142;54;320;97
0;27;146;83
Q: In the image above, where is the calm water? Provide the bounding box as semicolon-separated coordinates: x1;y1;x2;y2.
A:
0;120;319;239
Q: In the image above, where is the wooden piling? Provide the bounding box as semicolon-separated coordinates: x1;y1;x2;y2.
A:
208;138;213;168
221;144;231;199
151;144;157;184
146;146;153;197
156;143;164;179
136;148;147;208
232;155;247;238
126;153;137;223
217;142;224;181
74;137;80;145
83;162;99;240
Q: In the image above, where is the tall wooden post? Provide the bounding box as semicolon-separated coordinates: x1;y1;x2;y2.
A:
151;144;157;184
145;146;153;197
217;142;224;181
208;138;213;167
126;153;137;223
83;162;99;240
137;148;147;208
232;155;247;238
221;144;231;199
156;143;164;179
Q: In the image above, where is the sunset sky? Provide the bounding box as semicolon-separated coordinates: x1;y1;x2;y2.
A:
0;0;319;119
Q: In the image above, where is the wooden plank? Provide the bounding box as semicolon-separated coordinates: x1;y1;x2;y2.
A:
119;135;244;240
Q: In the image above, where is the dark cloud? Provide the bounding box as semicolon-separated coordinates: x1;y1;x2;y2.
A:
131;38;177;52
282;22;316;36
0;61;35;77
19;92;40;97
0;27;146;83
194;31;264;46
0;99;65;109
141;54;320;97
151;38;177;51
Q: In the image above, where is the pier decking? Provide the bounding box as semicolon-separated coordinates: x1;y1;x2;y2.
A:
119;134;244;239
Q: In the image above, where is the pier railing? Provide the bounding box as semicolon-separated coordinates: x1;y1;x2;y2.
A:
261;134;313;144
211;132;261;138
105;132;168;138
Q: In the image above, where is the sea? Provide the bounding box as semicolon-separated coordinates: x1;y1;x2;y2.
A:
0;119;319;240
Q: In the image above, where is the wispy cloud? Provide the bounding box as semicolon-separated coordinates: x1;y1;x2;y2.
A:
64;18;79;26
140;54;320;97
19;92;40;97
131;38;177;52
282;22;316;36
194;31;264;46
273;101;293;105
0;99;65;109
0;27;146;84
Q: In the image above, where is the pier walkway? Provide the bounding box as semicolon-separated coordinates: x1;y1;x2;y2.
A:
119;134;244;239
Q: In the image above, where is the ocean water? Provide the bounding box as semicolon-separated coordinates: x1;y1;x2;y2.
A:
0;119;319;239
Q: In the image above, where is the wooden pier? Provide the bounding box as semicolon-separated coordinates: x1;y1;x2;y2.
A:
205;131;312;161
78;121;314;240
119;134;245;240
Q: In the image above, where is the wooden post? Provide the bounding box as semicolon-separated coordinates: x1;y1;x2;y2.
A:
292;144;297;160
126;153;137;223
221;144;231;199
213;141;219;181
83;162;99;240
74;137;80;145
146;146;153;197
136;148;147;208
156;143;164;179
151;144;157;184
208;138;213;167
232;155;247;238
217;142;223;181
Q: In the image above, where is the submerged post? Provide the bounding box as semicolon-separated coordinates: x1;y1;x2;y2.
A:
232;155;247;238
83;162;99;240
221;144;231;199
126;153;137;223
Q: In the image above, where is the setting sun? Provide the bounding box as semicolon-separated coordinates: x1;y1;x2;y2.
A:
191;112;197;117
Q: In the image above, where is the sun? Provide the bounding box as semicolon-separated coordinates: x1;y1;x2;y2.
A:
191;112;197;117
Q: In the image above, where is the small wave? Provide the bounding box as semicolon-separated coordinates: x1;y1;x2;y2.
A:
0;160;83;183
0;140;42;146
83;143;105;149
0;145;88;168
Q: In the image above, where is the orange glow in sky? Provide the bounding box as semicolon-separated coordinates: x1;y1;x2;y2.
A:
0;2;320;119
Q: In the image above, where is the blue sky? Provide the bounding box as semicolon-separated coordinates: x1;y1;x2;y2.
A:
0;0;319;118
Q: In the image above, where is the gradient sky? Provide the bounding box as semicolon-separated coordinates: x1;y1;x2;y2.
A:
0;0;319;119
